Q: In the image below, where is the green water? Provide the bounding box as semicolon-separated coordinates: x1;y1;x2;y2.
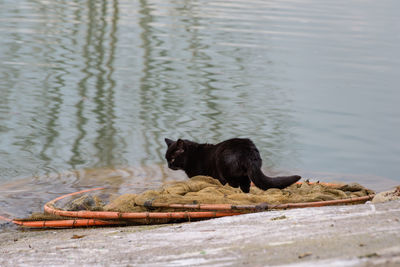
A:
0;0;399;220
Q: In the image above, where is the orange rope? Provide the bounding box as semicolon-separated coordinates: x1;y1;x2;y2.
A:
0;215;12;222
44;204;241;220
12;219;124;228
46;187;105;204
138;194;374;211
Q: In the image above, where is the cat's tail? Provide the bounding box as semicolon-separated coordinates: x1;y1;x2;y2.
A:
248;166;301;190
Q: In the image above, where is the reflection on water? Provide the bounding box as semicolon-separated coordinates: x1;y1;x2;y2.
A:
0;0;400;223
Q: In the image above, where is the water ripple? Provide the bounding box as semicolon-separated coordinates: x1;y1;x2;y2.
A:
0;0;399;222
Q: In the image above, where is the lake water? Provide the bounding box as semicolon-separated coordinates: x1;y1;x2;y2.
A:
1;0;399;223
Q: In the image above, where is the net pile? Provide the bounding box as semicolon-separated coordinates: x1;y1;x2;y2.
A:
62;176;375;213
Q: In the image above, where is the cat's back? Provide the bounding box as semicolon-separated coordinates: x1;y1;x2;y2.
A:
214;138;261;167
215;138;259;154
216;138;254;147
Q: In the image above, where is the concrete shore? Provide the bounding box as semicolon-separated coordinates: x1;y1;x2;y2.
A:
1;200;399;266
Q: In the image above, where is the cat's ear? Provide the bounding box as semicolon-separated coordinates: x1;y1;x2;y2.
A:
165;138;174;147
176;139;185;149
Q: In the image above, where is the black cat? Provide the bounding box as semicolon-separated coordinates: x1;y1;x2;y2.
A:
164;138;301;193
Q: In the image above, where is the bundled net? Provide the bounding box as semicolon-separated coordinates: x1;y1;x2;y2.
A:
17;176;375;225
60;176;375;213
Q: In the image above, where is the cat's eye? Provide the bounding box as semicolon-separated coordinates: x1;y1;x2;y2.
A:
171;158;175;163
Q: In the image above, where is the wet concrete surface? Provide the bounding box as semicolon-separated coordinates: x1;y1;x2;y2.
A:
0;200;399;266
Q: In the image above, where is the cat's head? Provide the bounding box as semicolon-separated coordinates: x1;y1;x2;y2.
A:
164;138;188;171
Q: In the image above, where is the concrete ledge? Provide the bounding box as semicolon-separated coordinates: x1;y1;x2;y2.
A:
1;200;399;266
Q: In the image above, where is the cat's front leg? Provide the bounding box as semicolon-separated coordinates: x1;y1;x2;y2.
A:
216;169;228;185
239;177;251;193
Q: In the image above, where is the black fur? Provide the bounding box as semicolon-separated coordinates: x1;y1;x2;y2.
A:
164;138;301;193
